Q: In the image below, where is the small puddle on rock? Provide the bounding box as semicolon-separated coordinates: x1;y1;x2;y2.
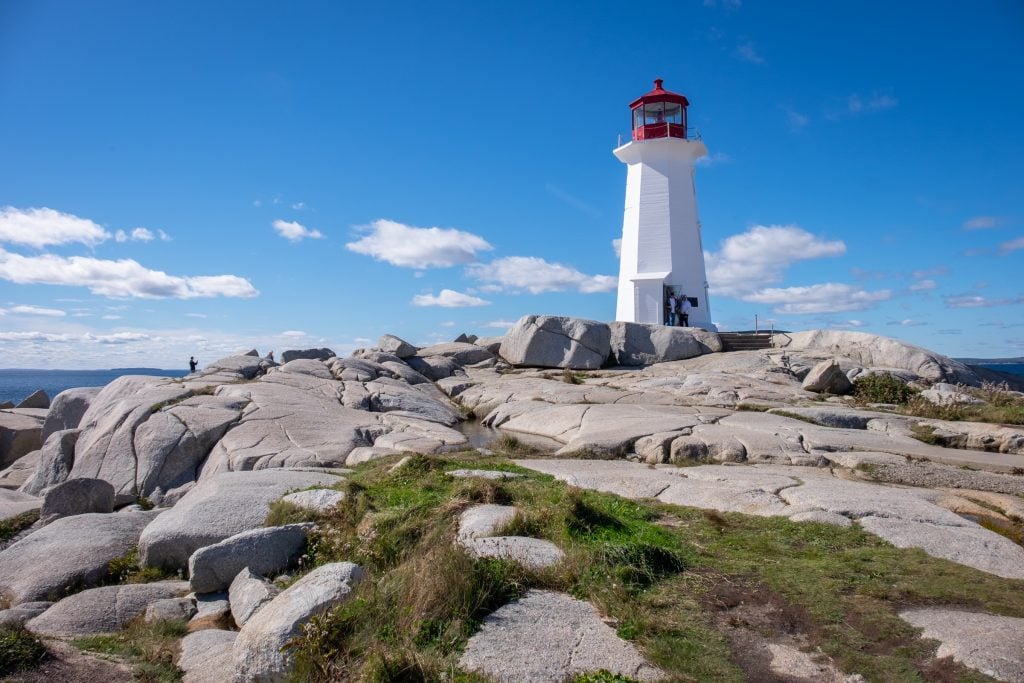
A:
455;419;563;454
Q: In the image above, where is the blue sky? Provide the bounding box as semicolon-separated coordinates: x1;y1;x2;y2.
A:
1;0;1022;368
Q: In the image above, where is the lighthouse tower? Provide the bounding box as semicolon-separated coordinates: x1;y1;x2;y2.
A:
614;79;714;330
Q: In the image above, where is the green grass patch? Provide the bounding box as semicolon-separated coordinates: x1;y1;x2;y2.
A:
909;424;943;445
281;451;1019;682
107;548;179;585
771;409;823;425
74;617;187;682
489;434;538;456
0;624;47;676
0;509;39;543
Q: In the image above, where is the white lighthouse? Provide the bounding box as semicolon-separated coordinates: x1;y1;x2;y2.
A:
614;79;715;330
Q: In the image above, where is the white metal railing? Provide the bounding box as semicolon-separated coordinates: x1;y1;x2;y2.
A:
617;127;702;147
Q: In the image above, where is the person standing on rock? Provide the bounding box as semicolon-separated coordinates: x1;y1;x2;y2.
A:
189;356;198;373
679;295;691;327
666;292;677;326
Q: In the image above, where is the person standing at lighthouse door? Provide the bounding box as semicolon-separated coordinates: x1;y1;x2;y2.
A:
679;295;691;327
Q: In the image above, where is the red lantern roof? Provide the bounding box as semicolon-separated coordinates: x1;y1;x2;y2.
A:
629;79;689;109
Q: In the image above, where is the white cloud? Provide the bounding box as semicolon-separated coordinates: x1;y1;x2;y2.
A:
848;93;898;114
291;202;306;210
439;321;455;327
735;42;764;64
781;106;809;130
467;256;616;294
0;206;110;248
705;225;846;297
102;314;122;320
272;219;323;242
0;247;258;299
483;320;516;330
187;313;207;319
411;289;491;307
695;152;731;167
891;318;927;326
345;219;493;268
10;305;66;317
944;293;1024;308
744;283;892;314
612;238;622;258
115;230;128;243
280;330;306;338
963;216;999;230
909;279;937;292
999;237;1024;254
131;227;154;242
158;229;171;242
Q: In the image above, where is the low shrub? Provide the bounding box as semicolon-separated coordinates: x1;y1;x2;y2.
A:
852;373;915;405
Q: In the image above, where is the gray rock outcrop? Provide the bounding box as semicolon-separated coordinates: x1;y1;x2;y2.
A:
19;428;79;495
280;347;335;363
41;387;100;442
233;561;363;682
609;321;721;366
417;342;494;367
900;608;1024;682
281;488;345;511
26;581;189;636
459;590;662;681
16;389;49;410
801;359;854;394
377;334;417;358
0;409;44;469
188;524;312;593
0;509;158;604
228;568;280;627
40;477;115;518
500;315;611;369
179;629;238;683
139;469;340;570
144;597;197;623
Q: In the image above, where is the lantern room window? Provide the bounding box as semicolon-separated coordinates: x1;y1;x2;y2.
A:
629;79;690;142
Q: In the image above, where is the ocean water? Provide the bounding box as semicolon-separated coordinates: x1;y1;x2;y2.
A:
977;363;1024;378
0;368;187;404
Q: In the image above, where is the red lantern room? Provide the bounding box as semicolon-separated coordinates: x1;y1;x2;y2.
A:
630;79;689;141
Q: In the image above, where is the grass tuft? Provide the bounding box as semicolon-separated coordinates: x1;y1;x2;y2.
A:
490;434;538;456
107;548;178;585
74;618;187;682
852;373;916;405
0;625;47;676
0;510;39;543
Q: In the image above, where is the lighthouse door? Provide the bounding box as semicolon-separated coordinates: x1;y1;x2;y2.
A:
634;282;663;325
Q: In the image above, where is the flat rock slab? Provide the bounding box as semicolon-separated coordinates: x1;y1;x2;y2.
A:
281;488;345;511
516;459;675;499
179;629;237;683
461;537;564;570
0;487;41;521
26;581;190;637
0;510;158;604
448;469;524;481
900;608;1024;682
233;561;363;682
858;516;1024;579
458;504;518;541
139;469;341;570
188;523;313;593
459;590;662;682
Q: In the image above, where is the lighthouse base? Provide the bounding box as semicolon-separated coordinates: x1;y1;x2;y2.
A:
616;275;717;332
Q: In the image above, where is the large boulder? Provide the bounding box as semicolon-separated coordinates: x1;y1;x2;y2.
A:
233;562;363;682
280;347;335;363
0;409;44;469
500;315;611;369
377;334;417;358
188;524;312;594
41;387;100;442
139;469;341;570
228;568;280;627
801;359;854;394
179;629;237;683
26;581;189;636
405;355;462;381
16;390;49;410
775;330;979;385
0;510;159;604
417;342;494;367
609;322;721;366
40;477;115;518
19;429;79;495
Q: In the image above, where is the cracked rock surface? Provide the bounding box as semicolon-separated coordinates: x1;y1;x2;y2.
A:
459;590;663;682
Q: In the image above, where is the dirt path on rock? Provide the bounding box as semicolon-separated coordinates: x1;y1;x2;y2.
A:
2;640;133;683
